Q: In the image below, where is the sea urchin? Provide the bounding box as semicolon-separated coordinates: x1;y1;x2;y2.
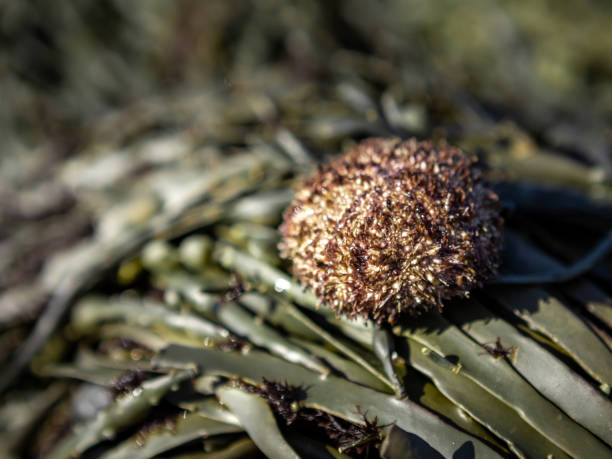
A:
279;138;502;324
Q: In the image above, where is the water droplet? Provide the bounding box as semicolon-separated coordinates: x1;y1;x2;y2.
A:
421;347;430;355
391;351;399;360
274;278;290;293
102;428;115;439
132;387;143;397
319;373;328;381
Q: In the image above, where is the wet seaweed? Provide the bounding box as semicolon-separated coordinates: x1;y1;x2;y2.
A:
239;378;383;457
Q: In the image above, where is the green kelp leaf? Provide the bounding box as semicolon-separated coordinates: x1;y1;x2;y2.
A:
150;149;288;220
484;134;602;189
213;242;350;328
307;116;388;142
101;413;243;459
334;317;561;457
99;323;169;352
488;285;612;386
72;296;229;342
183;397;351;458
225;189;294;225
372;327;405;396
156;345;503;458
153;273;218;319
178;234;214;271
327;317;517;454
290;338;390;392
192;375;229;396
563;279;612;329
48;371;194;459
155;269;231;295
336;82;379;116
397;314;610;458
41;364;125;386
398;336;570;459
380;425;444;459
217;301;330;374
283;302;393;389
39;347;156;385
417;380;508;454
275;128;317;167
213;242;321;312
163;271;330;374
216;386;300;459
180;398;241;426
284;432;352;459
239;292;321;341
492;231;612;383
0;383;65;457
447;298;612;446
167;437;258;459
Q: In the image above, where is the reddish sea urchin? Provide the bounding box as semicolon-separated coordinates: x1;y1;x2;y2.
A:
279;138;502;324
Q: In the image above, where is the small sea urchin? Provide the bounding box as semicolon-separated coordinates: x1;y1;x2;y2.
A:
279;138;502;324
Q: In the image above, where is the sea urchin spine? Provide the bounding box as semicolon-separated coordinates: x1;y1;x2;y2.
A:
279;137;502;324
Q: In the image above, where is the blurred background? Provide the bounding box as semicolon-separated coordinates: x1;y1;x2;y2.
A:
3;0;612;159
3;0;612;296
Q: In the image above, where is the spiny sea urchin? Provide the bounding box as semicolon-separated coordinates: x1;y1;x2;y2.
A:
279;138;502;324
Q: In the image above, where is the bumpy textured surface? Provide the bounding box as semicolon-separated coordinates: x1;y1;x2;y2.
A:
279;138;503;324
